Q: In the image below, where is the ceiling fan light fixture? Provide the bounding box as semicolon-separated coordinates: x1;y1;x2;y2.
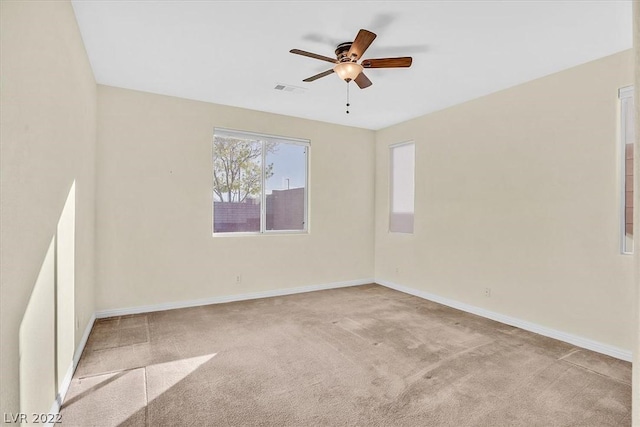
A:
333;62;363;82
291;29;412;90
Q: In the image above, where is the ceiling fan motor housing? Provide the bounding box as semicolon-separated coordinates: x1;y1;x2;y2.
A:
335;42;356;62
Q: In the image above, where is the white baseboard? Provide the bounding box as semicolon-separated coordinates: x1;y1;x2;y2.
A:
46;400;60;426
96;278;374;319
56;363;73;407
377;279;632;362
47;313;96;423
73;313;96;367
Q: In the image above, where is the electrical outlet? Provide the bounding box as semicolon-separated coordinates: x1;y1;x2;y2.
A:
395;267;400;275
75;317;80;330
236;275;242;284
484;287;491;297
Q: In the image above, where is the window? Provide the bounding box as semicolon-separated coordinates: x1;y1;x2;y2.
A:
620;86;635;254
389;142;415;233
213;128;309;234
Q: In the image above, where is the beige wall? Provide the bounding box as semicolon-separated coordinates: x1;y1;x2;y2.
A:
95;86;375;311
375;50;635;351
0;0;96;415
19;240;56;418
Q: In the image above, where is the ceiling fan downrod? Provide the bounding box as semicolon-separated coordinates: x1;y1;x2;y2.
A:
346;81;350;114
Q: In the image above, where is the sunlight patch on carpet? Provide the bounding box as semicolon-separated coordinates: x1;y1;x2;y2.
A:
146;353;217;401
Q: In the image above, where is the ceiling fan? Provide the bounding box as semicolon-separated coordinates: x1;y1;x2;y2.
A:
290;29;412;89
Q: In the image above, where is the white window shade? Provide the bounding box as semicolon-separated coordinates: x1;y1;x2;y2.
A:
390;142;415;233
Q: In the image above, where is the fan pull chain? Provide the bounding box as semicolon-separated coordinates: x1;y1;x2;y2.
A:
346;82;350;114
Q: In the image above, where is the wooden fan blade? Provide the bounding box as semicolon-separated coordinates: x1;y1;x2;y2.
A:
303;69;335;82
354;72;372;89
361;57;413;68
290;49;337;64
347;29;377;60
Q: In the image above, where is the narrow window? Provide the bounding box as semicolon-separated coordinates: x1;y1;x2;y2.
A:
389;142;415;233
620;86;635;254
213;128;309;234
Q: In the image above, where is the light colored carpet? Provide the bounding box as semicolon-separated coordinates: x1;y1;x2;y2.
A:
60;284;631;426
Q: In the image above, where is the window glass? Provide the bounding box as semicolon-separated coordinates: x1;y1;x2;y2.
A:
620;87;635;253
213;129;308;234
213;137;261;233
265;143;307;231
390;142;415;233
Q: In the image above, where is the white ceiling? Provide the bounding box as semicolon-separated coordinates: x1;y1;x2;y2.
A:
71;1;632;131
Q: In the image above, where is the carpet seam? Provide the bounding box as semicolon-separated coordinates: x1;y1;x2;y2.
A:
77;365;145;380
558;348;583;361
144;366;149;427
559;359;632;386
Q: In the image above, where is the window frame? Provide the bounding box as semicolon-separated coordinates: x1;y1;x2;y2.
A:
619;86;634;254
389;140;415;234
212;127;310;236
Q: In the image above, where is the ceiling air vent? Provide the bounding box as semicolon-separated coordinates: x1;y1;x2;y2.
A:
274;83;307;94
